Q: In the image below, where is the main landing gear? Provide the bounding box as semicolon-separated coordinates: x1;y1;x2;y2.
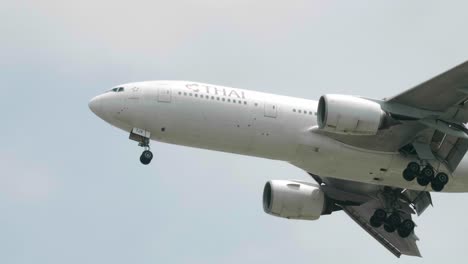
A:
370;209;415;238
402;162;449;192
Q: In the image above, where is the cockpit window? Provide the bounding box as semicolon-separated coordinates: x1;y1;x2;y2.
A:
108;87;125;93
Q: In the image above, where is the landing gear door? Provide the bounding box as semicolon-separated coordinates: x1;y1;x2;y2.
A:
264;103;277;118
158;87;172;102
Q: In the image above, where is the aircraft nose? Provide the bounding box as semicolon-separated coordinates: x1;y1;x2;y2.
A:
88;95;103;117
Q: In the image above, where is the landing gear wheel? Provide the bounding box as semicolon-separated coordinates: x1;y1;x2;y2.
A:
431;182;444;192
417;175;431;186
370;216;383;228
374;209;387;221
431;173;449;192
140;150;153;165
417;166;434;186
397;219;415;238
421;166;435;179
435;172;449;185
403;162;420;182
407;162;420;174
370;209;386;228
386;213;402;227
384;224;396;233
382;213;400;233
403;169;416;181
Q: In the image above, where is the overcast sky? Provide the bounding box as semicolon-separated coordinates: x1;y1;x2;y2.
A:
2;0;468;263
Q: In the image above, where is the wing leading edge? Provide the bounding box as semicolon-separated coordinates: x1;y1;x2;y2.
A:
387;60;468;113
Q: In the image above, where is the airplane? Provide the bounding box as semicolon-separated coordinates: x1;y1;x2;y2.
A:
89;61;468;258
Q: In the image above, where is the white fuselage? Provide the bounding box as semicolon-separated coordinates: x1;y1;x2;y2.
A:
89;81;468;192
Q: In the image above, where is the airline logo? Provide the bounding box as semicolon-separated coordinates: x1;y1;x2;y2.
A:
186;83;246;99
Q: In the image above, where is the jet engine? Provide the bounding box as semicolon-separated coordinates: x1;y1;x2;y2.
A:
317;94;386;135
263;180;330;220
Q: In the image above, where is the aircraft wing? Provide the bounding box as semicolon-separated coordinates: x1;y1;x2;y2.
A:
387;60;468;113
312;176;430;258
343;203;421;258
314;61;468;171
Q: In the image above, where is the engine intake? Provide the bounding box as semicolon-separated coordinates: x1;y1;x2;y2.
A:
317;94;386;135
263;180;328;220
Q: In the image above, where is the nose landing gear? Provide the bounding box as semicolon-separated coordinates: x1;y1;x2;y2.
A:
129;128;154;165
138;138;153;165
402;161;449;192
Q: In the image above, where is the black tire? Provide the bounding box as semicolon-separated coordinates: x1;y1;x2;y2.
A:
373;209;387;222
421;166;435;179
435;172;449;185
401;219;415;230
387;213;402;227
398;219;415;238
403;169;416;181
370;216;383;228
384;224;396;233
431;182;444;192
140;155;151;165
407;162;420;173
417;175;431;186
140;150;153;165
142;150;153;160
397;228;411;238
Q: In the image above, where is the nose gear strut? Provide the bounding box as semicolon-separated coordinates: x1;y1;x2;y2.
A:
129;128;154;165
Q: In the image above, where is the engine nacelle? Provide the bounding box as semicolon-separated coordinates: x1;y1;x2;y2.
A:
263;180;327;220
317;94;385;136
